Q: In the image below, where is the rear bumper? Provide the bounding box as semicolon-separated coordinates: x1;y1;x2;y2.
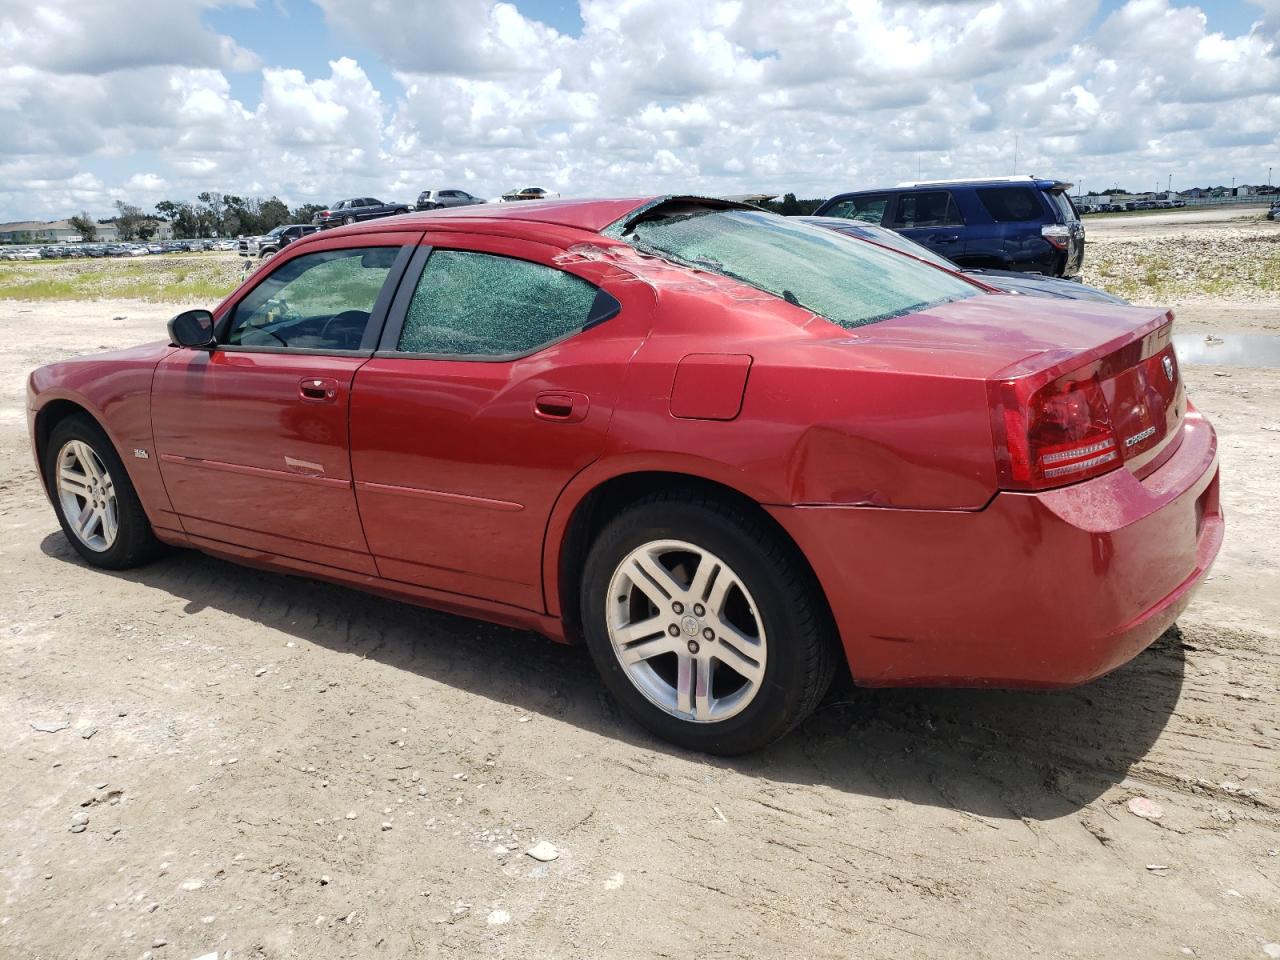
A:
769;410;1222;688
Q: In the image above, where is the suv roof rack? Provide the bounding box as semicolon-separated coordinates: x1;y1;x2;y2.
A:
894;175;1073;190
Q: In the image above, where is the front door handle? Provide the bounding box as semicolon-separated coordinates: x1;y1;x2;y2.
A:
299;377;338;402
534;391;589;423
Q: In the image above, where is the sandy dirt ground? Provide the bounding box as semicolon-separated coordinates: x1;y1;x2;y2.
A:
1;217;1279;959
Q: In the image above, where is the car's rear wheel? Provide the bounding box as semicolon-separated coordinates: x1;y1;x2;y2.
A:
343;215;356;225
44;415;163;570
581;492;838;754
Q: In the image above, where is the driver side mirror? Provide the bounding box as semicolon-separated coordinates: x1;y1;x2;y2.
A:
168;309;215;348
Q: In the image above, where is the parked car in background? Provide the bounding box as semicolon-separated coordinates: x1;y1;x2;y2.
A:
1268;201;1280;221
313;198;410;228
799;217;1127;304
415;189;485;211
815;176;1086;278
500;187;554;202
239;224;320;259
26;196;1221;755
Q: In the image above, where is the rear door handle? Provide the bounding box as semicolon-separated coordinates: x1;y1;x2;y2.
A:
534;391;589;423
299;377;338;402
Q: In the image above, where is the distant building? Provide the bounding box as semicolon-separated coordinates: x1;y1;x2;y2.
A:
0;219;112;242
0;218;172;243
1233;185;1253;197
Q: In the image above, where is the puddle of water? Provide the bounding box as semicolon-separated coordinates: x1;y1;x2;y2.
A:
1173;333;1280;367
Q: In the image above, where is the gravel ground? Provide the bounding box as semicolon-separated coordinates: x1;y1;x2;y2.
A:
1;211;1278;959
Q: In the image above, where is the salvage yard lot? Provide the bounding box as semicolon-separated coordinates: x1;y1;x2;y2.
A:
1;209;1278;959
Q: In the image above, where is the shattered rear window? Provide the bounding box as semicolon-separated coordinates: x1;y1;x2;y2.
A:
627;209;977;328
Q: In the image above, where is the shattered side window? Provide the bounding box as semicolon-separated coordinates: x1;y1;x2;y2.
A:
628;209;978;328
398;250;601;357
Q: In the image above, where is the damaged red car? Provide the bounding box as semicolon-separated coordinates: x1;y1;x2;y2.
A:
27;197;1223;754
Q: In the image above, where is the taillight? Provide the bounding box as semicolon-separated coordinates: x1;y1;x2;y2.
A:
1041;223;1070;250
991;374;1119;489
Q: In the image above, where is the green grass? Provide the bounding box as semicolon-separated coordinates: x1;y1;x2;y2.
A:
0;254;244;302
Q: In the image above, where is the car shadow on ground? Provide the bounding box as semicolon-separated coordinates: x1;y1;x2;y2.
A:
42;533;1186;822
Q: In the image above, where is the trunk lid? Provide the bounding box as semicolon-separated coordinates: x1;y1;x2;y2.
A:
839;295;1185;480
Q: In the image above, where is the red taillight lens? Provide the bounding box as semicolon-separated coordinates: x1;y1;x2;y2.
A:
992;375;1119;489
1040;223;1070;250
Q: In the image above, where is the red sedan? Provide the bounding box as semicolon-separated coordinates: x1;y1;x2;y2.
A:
27;197;1223;754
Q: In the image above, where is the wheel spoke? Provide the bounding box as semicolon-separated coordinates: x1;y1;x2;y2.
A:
711;623;764;684
687;554;722;604
693;656;712;721
59;471;91;497
627;552;685;606
704;565;739;619
74;502;97;538
612;615;669;647
619;632;678;666
100;500;118;544
675;652;693;715
74;442;103;481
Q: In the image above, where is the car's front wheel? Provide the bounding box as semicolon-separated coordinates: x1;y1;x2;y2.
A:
43;415;163;570
581;492;838;754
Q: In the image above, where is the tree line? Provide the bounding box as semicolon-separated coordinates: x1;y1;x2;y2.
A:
153;194;326;239
61;195;327;242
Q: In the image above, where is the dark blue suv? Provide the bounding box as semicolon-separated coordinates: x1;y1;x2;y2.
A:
813;176;1085;278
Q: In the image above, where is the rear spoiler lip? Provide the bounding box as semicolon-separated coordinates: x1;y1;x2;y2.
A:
988;309;1174;384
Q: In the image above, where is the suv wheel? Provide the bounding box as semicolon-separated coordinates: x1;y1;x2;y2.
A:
581;492;838;754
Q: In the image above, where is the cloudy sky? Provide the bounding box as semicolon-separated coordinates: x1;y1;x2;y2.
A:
1;0;1277;222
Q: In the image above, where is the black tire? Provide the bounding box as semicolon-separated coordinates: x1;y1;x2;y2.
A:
580;491;838;754
343;215;357;225
43;414;164;570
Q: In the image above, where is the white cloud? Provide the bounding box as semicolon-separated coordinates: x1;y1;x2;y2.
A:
1;0;1278;222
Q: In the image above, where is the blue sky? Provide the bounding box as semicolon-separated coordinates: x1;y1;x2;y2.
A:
1;0;1277;220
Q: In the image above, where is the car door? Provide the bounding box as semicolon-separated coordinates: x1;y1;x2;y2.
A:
888;190;965;261
151;232;419;574
349;232;651;610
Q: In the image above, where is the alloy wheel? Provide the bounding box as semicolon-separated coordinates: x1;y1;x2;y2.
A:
55;439;118;552
606;539;767;723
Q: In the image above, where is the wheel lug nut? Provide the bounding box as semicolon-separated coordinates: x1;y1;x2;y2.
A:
703;628;714;641
672;601;684;615
687;640;700;655
667;624;681;637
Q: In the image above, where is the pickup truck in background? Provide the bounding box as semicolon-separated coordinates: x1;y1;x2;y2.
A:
237;223;320;258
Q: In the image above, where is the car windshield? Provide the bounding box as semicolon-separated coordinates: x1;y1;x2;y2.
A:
628;209;979;329
268;226;288;236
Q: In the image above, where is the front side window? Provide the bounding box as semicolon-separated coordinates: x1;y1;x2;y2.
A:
397;250;603;357
977;187;1043;222
891;191;963;228
225;247;399;351
628;209;977;329
823;193;892;224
